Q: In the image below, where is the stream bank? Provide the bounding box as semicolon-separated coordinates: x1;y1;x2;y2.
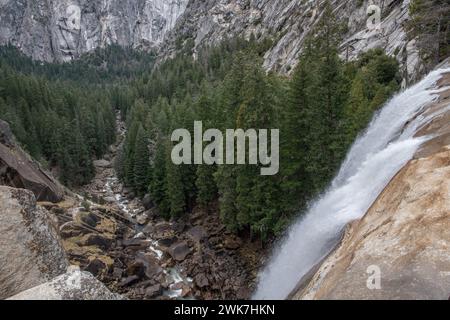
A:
58;116;263;300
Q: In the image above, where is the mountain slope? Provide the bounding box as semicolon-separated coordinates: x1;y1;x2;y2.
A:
161;0;421;82
1;0;423;81
0;0;188;62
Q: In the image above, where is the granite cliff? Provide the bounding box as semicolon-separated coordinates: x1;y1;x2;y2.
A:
1;0;424;81
0;0;188;62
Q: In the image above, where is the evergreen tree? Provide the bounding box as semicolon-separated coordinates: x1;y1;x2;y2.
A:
133;124;150;196
166;140;186;218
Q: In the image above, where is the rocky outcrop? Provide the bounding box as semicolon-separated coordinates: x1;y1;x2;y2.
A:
161;0;422;82
0;0;188;62
8;266;123;300
292;71;450;300
0;119;64;202
2;1;423;81
0;186;69;299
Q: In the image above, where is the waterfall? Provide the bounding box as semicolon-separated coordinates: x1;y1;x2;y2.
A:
253;68;450;300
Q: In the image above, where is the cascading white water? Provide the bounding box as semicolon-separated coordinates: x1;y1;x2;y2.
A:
253;68;450;300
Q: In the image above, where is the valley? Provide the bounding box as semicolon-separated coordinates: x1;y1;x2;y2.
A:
58;115;262;300
0;0;449;302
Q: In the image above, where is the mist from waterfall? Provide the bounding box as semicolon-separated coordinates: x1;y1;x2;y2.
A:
253;68;450;300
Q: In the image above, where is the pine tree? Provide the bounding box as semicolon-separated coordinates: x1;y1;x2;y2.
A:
343;72;370;145
149;136;170;218
215;165;239;232
196;164;218;209
166;140;186;218
280;42;316;212
133;124;150;196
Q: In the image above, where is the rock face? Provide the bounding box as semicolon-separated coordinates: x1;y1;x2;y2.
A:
2;0;423;81
8;266;123;300
0;119;64;203
292;71;450;300
0;0;188;62
0;186;69;299
161;0;422;82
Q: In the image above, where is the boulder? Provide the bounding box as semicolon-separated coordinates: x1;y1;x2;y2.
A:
187;226;207;243
120;275;140;287
0;120;64;202
168;241;191;262
60;222;90;238
145;284;162;298
143;221;173;238
122;187;132;195
93;159;111;168
158;236;178;250
142;194;154;210
0;186;69;299
126;261;146;278
136;253;163;278
195;273;209;288
136;212;149;225
73;211;99;228
224;236;242;250
77;234;114;250
8;267;123;300
85;258;109;277
103;196;116;203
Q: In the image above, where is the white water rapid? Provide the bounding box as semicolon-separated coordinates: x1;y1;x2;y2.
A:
253;68;450;300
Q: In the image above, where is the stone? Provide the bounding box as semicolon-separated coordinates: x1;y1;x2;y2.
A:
142;194;154;210
120;275;140;287
122;239;150;249
187;226;207;243
168;242;191;262
60;222;90;238
145;284;162;298
0;120;64;202
73;211;99;228
224;236;242;250
0;187;69;299
85;258;108;277
143;221;173;238
158;236;179;250
112;267;124;280
93;159;111;168
8;267;124;300
195;273;209;288
136;213;149;226
136;253;163;279
78;234;113;250
126;261;146;278
103;196;116;203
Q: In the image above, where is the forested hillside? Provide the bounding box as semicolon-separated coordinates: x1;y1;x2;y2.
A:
0;4;400;239
118;5;401;240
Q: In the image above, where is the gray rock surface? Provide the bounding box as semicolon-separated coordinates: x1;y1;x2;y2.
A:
0;120;64;203
0;0;188;62
1;0;423;82
161;0;422;82
0;186;69;299
8;266;124;300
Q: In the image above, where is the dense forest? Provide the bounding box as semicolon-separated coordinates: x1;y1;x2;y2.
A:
0;4;401;240
117;4;401;240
